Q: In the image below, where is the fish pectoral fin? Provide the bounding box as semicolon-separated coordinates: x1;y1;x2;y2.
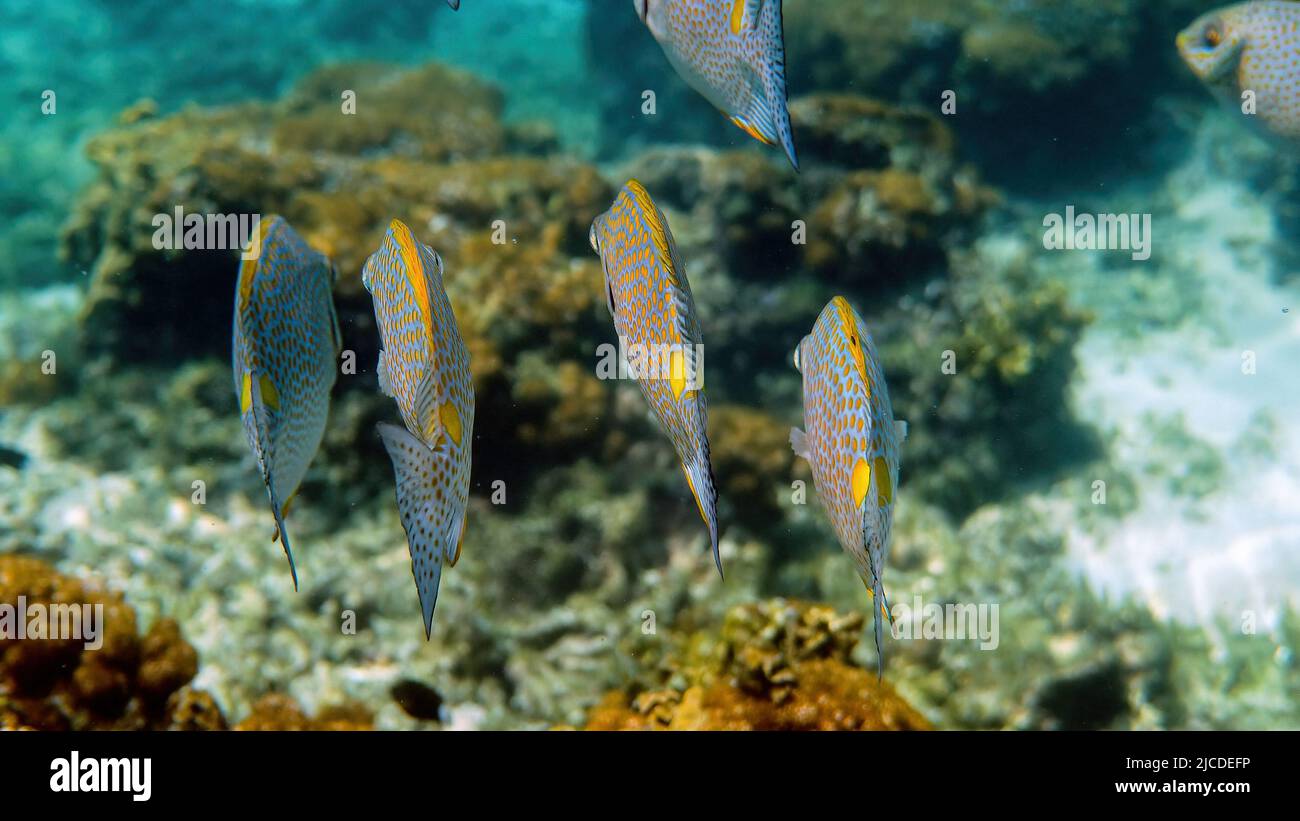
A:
378;421;460;639
896;420;909;443
789;427;810;460
377;350;397;399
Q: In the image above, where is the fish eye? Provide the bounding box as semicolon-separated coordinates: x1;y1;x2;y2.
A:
1204;24;1222;48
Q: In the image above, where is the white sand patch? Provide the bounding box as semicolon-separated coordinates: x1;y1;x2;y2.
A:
1066;176;1300;632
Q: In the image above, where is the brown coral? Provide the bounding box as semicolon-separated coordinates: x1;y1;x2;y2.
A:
586;599;930;731
235;694;373;731
0;554;194;729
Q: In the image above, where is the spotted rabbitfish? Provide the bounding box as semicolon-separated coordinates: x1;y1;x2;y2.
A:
232;215;341;590
636;0;798;170
790;297;907;677
363;219;474;638
589;180;722;575
1178;1;1300;143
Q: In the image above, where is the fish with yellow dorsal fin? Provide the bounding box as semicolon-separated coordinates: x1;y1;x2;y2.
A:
232;215;341;591
590;179;722;576
635;0;798;170
790;296;907;678
362;219;474;638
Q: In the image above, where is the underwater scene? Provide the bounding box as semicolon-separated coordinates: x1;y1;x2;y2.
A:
0;0;1297;733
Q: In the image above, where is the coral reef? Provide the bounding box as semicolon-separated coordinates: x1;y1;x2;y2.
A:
59;62;608;367
586;599;930;730
0;554;199;730
0;554;375;731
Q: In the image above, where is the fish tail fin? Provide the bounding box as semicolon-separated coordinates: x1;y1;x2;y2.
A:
757;0;797;170
378;421;450;639
682;449;722;578
242;369;299;590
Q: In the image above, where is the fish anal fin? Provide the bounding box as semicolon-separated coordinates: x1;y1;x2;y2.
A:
378;421;456;639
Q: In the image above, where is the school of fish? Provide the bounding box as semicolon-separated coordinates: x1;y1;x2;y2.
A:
216;3;915;670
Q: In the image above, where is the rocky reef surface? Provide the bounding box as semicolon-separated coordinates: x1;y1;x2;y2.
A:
0;554;370;730
0;50;1294;732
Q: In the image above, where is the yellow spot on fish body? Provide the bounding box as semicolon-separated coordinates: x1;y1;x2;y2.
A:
239;371;253;414
669;348;688;400
851;457;871;508
259;373;280;412
874;455;892;506
440;402;463;447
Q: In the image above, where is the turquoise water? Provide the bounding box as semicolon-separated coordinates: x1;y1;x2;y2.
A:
0;0;1296;730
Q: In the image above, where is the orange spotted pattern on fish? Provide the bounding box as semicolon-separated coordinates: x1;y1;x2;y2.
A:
636;0;798;169
231;215;341;590
1178;1;1300;141
590;179;722;575
362;219;474;638
790;296;906;678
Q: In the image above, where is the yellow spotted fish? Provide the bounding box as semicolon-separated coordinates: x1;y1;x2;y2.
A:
590;180;722;575
362;219;474;638
636;0;798;169
1177;1;1300;142
790;297;907;678
231;215;341;590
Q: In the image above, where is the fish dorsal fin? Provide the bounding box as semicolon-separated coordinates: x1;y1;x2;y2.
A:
388;219;448;443
832;297;871;391
377;421;460;638
624;179;703;388
242;369;299;590
390;220;435;331
730;0;763;34
236;216;280;322
626;180;675;278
